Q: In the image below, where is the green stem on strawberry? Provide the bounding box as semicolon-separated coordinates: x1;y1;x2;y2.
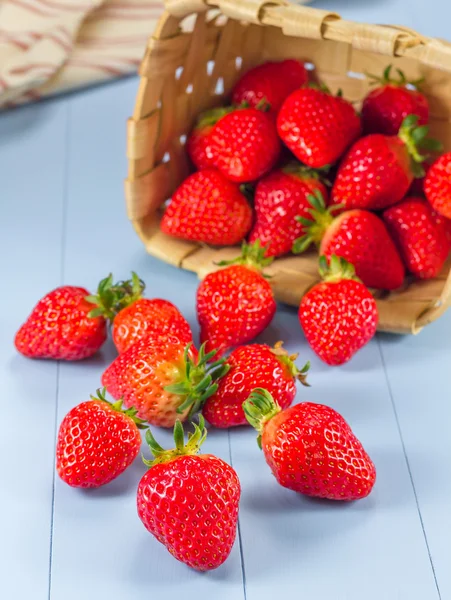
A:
365;64;424;89
292;190;342;254
282;162;332;186
165;342;230;417
143;415;208;467
216;239;274;272
318;254;361;283
398;114;443;178
91;387;149;429
270;341;310;386
243;388;282;449
85;271;146;322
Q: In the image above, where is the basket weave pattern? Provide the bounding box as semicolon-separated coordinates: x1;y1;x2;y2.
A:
125;0;451;334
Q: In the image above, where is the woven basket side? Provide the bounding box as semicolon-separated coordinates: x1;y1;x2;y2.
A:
125;0;451;333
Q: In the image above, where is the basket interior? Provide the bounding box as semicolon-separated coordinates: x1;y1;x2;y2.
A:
126;9;451;333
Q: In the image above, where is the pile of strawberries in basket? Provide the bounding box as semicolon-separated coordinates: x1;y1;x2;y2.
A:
13;59;451;573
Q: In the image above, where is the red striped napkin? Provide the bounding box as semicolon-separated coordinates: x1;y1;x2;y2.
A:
0;0;163;109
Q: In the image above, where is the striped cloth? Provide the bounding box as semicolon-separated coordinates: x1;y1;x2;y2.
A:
0;0;163;109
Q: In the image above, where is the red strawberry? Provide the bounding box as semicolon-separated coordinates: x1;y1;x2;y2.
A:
186;124;215;170
243;388;376;500
277;86;361;168
208;107;281;182
299;256;378;366
248;163;329;257
362;65;429;136
161;169;252;245
203;342;310;428
56;388;144;488
424;152;451;219
14;281;111;360
383;198;451;279
102;336;228;428
332;115;442;211
196;241;276;357
231;59;308;114
293;190;405;290
137;417;240;571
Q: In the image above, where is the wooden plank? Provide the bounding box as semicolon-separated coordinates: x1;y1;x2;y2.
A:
229;308;440;600
378;312;451;599
0;100;67;599
48;77;245;600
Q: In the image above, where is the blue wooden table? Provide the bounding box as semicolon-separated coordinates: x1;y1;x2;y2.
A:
1;1;450;598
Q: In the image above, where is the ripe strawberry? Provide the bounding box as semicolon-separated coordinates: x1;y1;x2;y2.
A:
186;124;215;170
56;388;145;488
102;272;192;354
161;169;252;245
203;341;310;428
137;416;240;571
196;241;276;357
102;336;228;428
332;115;442;211
362;65;429;136
248;163;329;257
231;59;308;114
209;107;281;182
277;86;361;168
14;278;114;360
243;388;376;500
424;152;451;219
383;198;451;279
299;255;378;366
293;190;405;290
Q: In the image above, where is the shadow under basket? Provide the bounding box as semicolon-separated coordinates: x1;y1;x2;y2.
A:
125;0;451;334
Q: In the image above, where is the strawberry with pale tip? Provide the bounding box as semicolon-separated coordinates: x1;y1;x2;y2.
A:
137;416;241;571
102;337;229;428
243;388;376;500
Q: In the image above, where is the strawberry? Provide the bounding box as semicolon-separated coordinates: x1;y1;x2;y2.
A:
231;59;308;114
243;388;376;500
203;342;310;428
362;65;429;136
196;241;276;357
424;152;451;219
186;124;215;170
56;388;145;488
293;190;405;290
14;278;116;360
299;256;378;366
137;416;241;571
331;115;442;211
102;336;228;428
383;198;451;279
248;163;329;257
277;86;361;168
101;272;192;354
161;169;252;245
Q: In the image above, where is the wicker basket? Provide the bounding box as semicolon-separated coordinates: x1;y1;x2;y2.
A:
125;0;451;334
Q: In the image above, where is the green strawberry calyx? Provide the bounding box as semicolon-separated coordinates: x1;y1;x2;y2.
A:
366;64;424;89
243;388;282;449
165;342;230;418
270;341;310;387
215;239;274;273
282;161;332;186
91;387;148;429
143;415;207;467
85;271;145;322
318;254;361;284
292;189;342;254
398;114;443;178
